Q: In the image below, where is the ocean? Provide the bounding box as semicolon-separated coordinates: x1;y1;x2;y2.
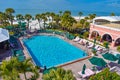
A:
0;9;119;16
0;0;120;16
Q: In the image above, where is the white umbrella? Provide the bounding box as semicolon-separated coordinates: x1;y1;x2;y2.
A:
0;28;9;43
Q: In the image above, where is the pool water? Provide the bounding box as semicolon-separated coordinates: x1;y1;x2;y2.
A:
23;35;87;68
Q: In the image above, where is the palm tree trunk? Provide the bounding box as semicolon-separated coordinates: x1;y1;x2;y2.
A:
27;20;29;30
11;19;13;25
38;20;41;30
23;72;27;80
44;21;45;29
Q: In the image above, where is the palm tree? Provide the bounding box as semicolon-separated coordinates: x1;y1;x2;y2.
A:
18;58;39;80
54;14;61;26
0;58;20;80
63;10;71;15
45;12;51;27
16;14;23;21
16;14;23;28
41;13;47;28
43;68;75;80
50;12;55;23
88;14;96;22
61;13;76;31
0;12;4;25
110;12;115;16
78;12;83;20
1;13;9;26
84;21;90;28
80;19;85;28
5;8;15;25
45;12;51;21
24;14;32;28
35;14;42;29
59;11;62;16
84;16;89;21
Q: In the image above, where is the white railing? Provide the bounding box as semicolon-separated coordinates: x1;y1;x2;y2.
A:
92;24;120;32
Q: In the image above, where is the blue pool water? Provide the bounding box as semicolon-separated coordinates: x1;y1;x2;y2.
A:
23;35;87;68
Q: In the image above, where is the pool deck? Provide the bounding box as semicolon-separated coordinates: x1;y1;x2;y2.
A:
19;33;95;80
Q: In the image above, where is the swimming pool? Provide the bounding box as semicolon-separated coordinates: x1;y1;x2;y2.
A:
23;35;87;68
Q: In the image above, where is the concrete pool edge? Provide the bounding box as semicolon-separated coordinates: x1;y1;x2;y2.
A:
57;56;92;67
19;33;92;68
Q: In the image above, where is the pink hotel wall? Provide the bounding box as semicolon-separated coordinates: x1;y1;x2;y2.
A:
89;24;120;47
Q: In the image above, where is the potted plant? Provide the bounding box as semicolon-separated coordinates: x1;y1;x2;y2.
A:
92;49;97;56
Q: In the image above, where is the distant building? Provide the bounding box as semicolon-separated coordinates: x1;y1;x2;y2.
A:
89;16;120;47
73;16;85;21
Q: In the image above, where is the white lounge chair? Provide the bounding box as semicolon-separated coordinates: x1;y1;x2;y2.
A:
87;43;94;48
97;47;103;51
78;70;89;78
78;69;95;78
78;39;85;45
86;68;95;75
78;39;83;44
83;39;87;44
94;45;100;50
73;36;80;42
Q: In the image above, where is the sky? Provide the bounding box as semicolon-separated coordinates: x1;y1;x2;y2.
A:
0;0;120;15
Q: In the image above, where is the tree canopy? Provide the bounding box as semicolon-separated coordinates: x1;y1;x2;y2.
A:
43;68;75;80
0;57;39;80
89;68;120;80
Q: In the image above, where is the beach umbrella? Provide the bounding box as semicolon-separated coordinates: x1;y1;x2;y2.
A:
118;57;120;64
82;64;86;74
93;38;96;47
115;54;120;59
102;53;118;61
89;57;107;67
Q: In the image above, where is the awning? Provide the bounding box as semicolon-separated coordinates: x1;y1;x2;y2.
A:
0;28;9;43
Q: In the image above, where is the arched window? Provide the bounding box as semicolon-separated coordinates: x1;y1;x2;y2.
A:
115;38;120;46
102;34;112;43
91;31;99;38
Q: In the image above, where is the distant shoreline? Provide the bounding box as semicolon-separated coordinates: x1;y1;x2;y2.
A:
0;8;120;16
1;9;119;16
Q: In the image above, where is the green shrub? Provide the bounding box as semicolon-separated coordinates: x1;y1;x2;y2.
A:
83;31;89;39
96;36;101;41
43;68;75;80
117;46;120;52
89;68;120;80
103;41;109;49
92;49;97;56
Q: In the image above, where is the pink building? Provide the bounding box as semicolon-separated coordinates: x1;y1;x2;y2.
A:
89;16;120;47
